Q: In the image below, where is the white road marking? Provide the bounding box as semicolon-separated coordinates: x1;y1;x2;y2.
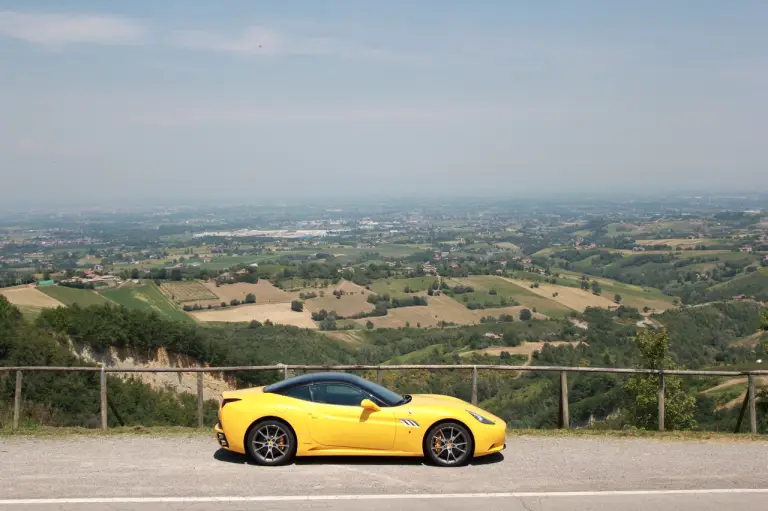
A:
2;489;768;505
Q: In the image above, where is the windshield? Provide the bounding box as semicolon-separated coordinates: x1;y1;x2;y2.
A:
355;378;405;407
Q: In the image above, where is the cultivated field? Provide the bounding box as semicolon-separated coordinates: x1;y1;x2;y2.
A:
204;280;296;304
303;281;374;317
461;340;581;363
190;303;317;329
356;294;548;329
39;285;112;307
447;276;573;318
555;271;676;311
159;281;218;303
634;238;708;248
369;277;439;298
99;283;192;323
495;242;522;252
0;286;64;309
503;277;616;311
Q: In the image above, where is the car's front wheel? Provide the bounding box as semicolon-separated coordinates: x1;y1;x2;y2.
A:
424;422;473;467
245;419;296;466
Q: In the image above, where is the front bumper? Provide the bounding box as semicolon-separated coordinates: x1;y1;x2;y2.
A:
473;421;507;456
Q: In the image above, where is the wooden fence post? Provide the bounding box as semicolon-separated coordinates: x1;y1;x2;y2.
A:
658;371;665;432
559;371;569;429
13;371;22;430
471;366;478;406
376;367;382;385
283;365;289;380
100;368;107;431
197;372;204;429
748;374;757;434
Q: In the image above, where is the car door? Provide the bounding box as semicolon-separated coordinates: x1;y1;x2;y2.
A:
306;383;397;451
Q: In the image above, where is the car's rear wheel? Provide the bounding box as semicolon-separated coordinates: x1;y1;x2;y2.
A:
245;419;296;466
424;422;473;467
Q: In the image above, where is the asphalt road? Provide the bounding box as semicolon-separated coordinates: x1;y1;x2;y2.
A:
2;434;768;510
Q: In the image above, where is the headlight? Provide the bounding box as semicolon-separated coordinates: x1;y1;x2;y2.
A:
467;409;495;425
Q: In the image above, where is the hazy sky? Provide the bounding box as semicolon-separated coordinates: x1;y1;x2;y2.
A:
1;1;766;205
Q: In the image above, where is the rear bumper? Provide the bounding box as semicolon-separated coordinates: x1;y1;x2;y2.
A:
214;423;229;448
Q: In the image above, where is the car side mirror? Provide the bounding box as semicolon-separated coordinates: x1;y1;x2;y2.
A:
360;399;380;412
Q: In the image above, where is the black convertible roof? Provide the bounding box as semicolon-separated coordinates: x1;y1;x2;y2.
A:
263;372;367;394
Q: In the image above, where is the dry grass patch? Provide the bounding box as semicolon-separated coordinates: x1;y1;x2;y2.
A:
190;302;316;328
321;330;365;344
0;286;64;309
205;280;296;304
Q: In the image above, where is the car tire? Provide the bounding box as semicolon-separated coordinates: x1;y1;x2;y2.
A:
245;419;297;466
424;421;473;467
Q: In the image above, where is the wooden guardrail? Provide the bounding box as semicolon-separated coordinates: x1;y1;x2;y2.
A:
2;364;765;433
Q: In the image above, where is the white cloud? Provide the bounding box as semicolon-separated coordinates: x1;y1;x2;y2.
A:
0;10;146;46
171;25;404;61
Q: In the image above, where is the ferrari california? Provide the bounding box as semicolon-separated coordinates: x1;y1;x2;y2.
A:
214;372;506;466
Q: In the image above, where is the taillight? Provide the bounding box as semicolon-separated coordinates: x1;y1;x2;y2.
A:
220;398;241;409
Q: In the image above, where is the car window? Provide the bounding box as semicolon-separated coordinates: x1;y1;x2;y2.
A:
311;383;370;406
284;385;313;402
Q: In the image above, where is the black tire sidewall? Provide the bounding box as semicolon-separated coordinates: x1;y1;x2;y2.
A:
425;422;473;467
246;420;297;466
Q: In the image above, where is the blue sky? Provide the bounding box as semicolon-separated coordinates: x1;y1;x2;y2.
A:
1;1;766;205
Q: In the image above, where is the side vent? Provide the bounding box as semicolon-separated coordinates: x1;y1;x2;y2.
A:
220;398;241;409
400;419;420;427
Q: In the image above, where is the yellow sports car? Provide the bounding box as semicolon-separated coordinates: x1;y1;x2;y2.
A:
214;372;506;467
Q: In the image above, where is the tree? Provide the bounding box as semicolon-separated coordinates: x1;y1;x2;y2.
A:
366;320;374;330
591;281;601;295
623;329;696;431
130;269;140;280
291;300;304;312
230;298;240;306
519;308;532;321
244;293;256;304
502;330;520;347
760;311;768;332
170;268;182;281
614;294;622;304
